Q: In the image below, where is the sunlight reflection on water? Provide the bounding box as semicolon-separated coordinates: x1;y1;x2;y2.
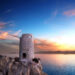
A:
35;54;75;75
35;54;75;66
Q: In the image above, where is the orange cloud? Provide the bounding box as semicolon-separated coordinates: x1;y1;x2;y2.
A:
64;9;75;16
0;32;8;40
0;30;21;40
34;39;59;52
34;37;75;51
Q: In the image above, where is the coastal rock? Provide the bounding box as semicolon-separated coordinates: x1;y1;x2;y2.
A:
0;55;47;75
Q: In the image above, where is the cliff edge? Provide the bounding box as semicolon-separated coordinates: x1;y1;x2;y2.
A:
0;55;47;75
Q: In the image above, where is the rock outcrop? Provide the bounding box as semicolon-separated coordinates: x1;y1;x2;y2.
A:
0;55;47;75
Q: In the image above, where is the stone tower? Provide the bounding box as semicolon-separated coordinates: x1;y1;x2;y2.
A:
19;34;34;61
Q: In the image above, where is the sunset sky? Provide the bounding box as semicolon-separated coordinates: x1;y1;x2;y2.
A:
0;0;75;54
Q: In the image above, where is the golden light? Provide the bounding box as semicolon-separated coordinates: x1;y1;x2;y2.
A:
36;54;75;66
0;32;8;39
50;36;75;50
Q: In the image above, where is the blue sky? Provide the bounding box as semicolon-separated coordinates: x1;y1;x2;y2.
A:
0;0;75;53
0;0;75;38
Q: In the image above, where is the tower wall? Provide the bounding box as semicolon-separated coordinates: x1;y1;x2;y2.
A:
19;34;34;61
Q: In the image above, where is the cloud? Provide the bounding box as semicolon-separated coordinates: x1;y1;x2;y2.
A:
0;22;7;29
44;10;58;24
0;37;59;56
0;41;19;56
0;30;21;40
0;30;59;56
0;21;15;29
0;31;8;40
0;30;20;56
13;30;22;36
64;9;75;16
34;39;59;52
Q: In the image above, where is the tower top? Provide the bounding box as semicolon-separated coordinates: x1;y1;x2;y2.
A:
22;34;33;38
22;34;32;36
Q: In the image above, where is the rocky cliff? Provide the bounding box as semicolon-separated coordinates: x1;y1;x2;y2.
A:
0;55;47;75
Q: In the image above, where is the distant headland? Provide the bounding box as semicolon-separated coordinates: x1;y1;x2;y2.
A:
36;51;75;54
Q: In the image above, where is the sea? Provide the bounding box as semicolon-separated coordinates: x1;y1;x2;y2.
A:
35;54;75;75
2;53;75;75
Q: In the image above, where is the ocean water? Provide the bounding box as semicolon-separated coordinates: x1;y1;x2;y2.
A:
35;54;75;75
2;53;75;75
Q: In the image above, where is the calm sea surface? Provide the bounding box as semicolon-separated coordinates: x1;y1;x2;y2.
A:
35;54;75;75
2;53;75;75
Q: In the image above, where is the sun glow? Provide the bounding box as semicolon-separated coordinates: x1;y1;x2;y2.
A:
50;36;75;50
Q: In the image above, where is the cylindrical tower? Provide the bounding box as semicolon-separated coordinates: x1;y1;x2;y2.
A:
19;34;34;61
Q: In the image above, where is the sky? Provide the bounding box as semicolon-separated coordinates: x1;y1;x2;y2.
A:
0;0;75;55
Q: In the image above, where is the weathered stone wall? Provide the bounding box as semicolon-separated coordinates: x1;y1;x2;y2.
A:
19;34;34;61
